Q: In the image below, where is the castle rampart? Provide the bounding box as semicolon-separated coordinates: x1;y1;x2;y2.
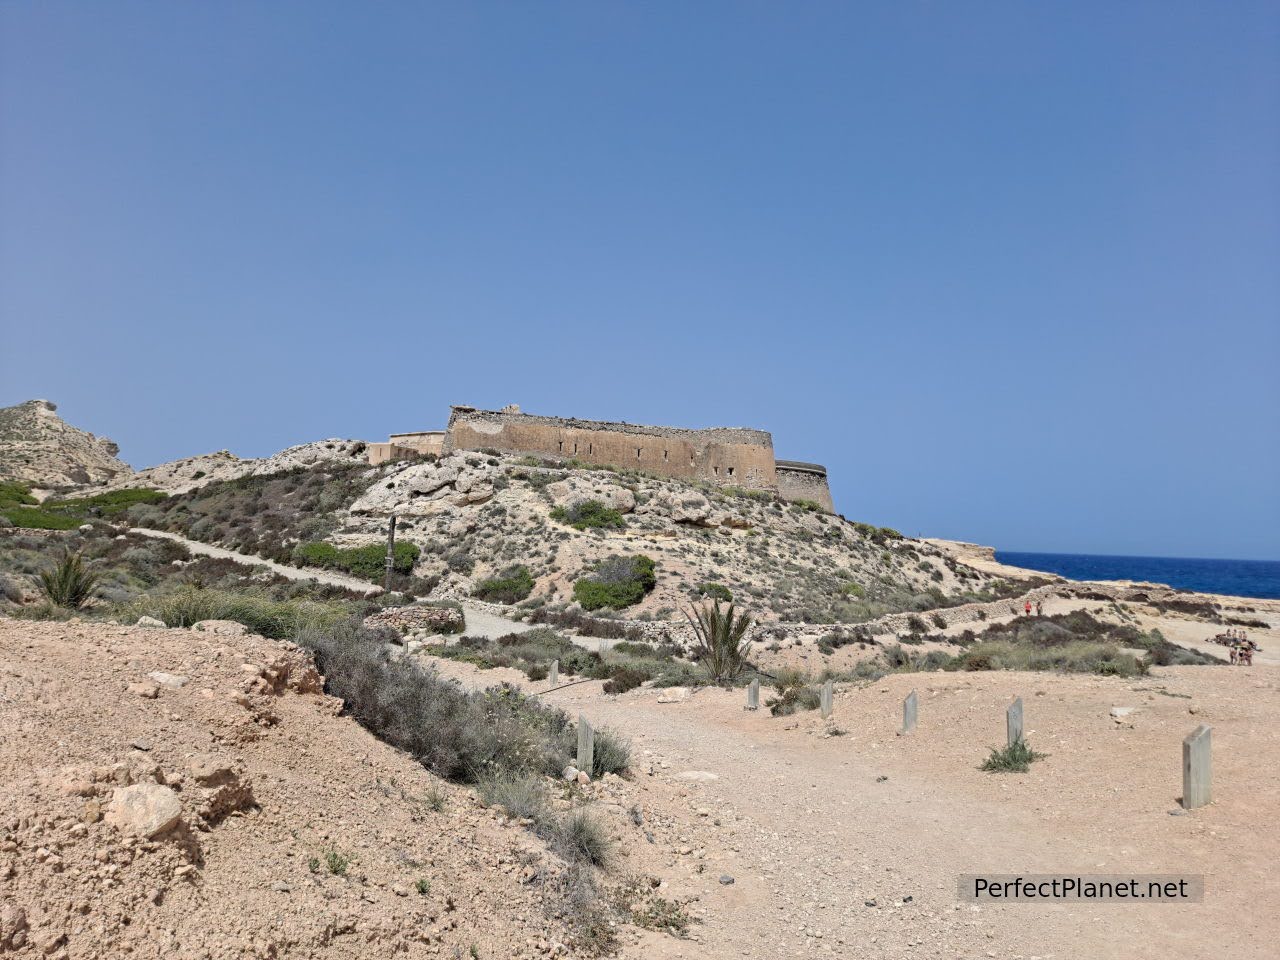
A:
775;460;835;513
443;406;777;491
370;404;836;511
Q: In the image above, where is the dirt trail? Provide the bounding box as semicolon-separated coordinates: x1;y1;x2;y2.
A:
431;657;1280;960
129;528;380;595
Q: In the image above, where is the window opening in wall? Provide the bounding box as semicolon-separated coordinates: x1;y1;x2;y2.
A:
713;466;719;476
727;467;735;477
558;441;563;452
573;443;578;454
588;443;593;455
663;450;668;461
636;448;642;459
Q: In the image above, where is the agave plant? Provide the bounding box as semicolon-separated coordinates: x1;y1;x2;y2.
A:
38;548;101;610
685;599;753;682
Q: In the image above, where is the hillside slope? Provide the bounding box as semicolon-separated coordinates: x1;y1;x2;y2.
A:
0;400;132;487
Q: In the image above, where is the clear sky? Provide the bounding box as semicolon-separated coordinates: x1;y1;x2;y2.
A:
2;2;1277;560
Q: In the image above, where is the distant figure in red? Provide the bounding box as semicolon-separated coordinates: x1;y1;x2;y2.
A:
1025;600;1032;617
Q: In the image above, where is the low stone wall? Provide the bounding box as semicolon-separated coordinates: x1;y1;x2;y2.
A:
364;604;465;636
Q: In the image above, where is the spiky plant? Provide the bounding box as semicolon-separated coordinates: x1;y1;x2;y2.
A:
685;599;753;682
38;548;101;610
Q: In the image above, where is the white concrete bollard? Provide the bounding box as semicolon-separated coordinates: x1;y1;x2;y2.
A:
1182;724;1211;809
820;680;834;719
902;689;918;734
1007;697;1024;746
549;659;559;687
746;678;760;711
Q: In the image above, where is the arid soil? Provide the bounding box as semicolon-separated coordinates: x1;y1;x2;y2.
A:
0;618;703;959
431;655;1280;960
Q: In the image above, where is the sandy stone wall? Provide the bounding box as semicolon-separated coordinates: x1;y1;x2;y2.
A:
775;460;835;513
444;407;778;491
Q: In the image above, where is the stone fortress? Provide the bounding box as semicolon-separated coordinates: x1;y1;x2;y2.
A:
368;404;836;513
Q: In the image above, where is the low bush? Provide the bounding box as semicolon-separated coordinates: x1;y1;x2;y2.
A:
293;540;420;582
980;738;1046;773
573;555;656;611
477;771;548;820
696;582;733;603
473;565;535;604
118;586;349;639
550;499;627;531
552;809;612;867
686;600;753;682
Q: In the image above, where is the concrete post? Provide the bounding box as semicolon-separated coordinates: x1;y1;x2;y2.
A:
746;678;760;711
902;689;918;734
549;660;559;687
1007;697;1024;746
820;680;833;719
1182;724;1212;809
577;714;594;775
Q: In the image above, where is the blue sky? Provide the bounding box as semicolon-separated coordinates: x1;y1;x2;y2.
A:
2;2;1277;560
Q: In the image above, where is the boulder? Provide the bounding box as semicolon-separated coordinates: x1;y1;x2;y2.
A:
665;493;716;526
147;671;189;689
105;783;183;838
657;687;690;704
546;478;636;514
135;616;166;629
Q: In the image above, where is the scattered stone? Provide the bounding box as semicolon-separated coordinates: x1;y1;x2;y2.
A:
135;616;166;629
719;874;735;885
131;738;153;752
192;620;249;636
561;766;579;782
148;671;189;689
105;783;183;839
657;687;690;704
128;681;160;699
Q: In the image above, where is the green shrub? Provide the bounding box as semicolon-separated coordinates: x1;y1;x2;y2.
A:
473;565;535;604
0;481;37;508
293;540;420;582
38;549;101;609
601;667;648;695
118;587;348;639
43;488;167;519
552;809;612;867
573;555;656;611
550;500;626;531
697;582;733;603
1;507;82;530
980;738;1046;773
590;727;631;777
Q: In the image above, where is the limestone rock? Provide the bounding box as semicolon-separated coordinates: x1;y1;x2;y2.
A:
192;620;248;636
135;616;166;629
105;784;183;838
0;906;28;951
663;492;717;526
147;671;189;689
0;399;132;486
656;687;690;704
546;477;636;515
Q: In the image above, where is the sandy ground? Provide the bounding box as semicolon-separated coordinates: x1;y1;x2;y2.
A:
430;656;1280;960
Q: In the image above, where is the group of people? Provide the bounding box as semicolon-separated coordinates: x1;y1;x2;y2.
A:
1212;628;1260;666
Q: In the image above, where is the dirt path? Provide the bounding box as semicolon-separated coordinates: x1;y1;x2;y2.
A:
129;527;381;595
430;657;1280;960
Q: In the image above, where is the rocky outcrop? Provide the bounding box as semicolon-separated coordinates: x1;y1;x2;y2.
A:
99;440;369;496
348;453;498;516
363;604;466;637
0;400;132;487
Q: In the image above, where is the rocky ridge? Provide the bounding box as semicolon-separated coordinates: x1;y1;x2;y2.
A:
0;400;132;488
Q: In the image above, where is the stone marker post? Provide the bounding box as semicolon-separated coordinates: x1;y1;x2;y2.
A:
549;660;559;687
820;680;834;719
1182;724;1212;809
1007;697;1024;746
383;514;397;592
577;714;594;774
746;678;760;711
903;689;918;734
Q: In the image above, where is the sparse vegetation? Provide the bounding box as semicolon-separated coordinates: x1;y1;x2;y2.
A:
980;738;1046;773
293;540;420;582
573;555;656;611
686;600;753;682
550;499;627;531
472;564;535;603
37;548;101;610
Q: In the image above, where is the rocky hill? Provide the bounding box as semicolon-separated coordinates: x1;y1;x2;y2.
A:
0;400;132;488
98;440;370;495
130;448;1034;627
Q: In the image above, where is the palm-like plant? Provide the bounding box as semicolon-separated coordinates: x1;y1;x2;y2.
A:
685;599;753;682
38;548;101;610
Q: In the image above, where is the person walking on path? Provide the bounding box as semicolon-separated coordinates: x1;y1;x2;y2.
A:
1025;600;1033;617
1035;600;1043;616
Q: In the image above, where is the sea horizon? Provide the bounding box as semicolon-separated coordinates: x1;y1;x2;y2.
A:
996;550;1280;601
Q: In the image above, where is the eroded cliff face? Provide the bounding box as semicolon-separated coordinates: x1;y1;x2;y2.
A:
0;400;133;487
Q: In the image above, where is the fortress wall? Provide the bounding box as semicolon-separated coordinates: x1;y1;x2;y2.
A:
389;431;445;457
444;407;777;491
775;460;835;513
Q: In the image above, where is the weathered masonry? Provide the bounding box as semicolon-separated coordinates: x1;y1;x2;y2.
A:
371;404;837;511
775;460;835;513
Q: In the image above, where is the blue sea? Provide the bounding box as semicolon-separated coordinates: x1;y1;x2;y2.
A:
995;551;1280;601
